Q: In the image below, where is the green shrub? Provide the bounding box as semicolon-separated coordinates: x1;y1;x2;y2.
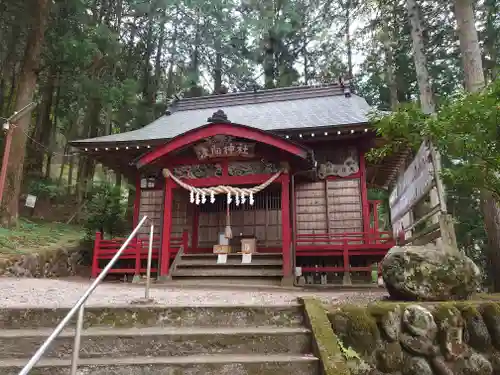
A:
26;178;66;200
84;182;127;240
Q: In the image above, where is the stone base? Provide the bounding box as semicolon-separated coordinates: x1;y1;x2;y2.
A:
281;276;295;287
342;272;352;286
157;275;171;282
132;274;142;284
130;297;156;305
296;276;306;287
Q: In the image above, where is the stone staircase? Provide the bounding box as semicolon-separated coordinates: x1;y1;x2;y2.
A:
170;253;284;286
0;303;319;374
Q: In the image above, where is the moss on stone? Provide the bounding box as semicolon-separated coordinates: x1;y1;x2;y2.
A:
301;297;350;375
368;303;401;320
329;305;379;356
479;302;500;321
432;303;462;328
456;303;481;319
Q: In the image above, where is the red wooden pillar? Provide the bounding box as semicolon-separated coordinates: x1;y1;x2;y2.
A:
373;201;380;237
281;173;292;279
359;151;370;241
160;177;173;276
91;232;102;278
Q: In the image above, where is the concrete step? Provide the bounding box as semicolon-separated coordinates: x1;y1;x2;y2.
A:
0;305;304;329
0;326;312;359
177;258;283;267
0;354;319;375
162;277;285;288
173;268;283;278
181;253;282;260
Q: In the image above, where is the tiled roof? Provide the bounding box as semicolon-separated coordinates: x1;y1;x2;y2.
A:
70;83;374;145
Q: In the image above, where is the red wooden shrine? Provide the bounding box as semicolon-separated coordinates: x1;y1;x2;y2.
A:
71;83;396;285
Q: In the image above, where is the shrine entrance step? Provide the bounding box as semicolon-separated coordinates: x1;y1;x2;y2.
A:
170;253;284;285
0;304;319;375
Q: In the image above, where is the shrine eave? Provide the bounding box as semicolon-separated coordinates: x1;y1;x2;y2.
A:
134;122;314;169
69;122;373;150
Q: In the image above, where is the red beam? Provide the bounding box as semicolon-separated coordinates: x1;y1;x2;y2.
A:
296;250;388;256
137;123;309;168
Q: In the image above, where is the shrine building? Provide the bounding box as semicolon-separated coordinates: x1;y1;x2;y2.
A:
70;83;399;286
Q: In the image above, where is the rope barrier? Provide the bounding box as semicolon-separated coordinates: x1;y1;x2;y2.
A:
163;168;283;206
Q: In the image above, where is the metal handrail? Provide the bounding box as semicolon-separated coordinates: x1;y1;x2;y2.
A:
18;215;150;375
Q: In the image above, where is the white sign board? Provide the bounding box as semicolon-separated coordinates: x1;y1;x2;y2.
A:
242;253;252;264
389;141;435;225
25;194;37;208
217;254;227;264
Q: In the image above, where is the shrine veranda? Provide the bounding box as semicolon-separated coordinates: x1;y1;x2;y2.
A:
70;83;400;285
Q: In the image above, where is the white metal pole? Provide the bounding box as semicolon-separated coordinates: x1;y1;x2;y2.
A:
69;304;85;375
145;224;154;300
18;215;148;375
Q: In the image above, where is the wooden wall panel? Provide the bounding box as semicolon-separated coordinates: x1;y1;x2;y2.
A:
295;177;364;244
170;190;193;246
327;179;363;233
295;182;327;244
138;189;163;240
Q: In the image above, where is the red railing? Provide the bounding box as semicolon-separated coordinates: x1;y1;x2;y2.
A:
91;230;188;278
295;231;394;256
295;200;394;257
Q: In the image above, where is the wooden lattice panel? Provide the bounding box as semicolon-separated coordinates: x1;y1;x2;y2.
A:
295;178;364;245
327;179;363;233
171;190;193;246
138;189;163;239
198;189;282;249
295;182;328;244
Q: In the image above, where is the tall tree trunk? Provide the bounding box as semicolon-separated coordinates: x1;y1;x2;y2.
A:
213;37;223;94
67;154;74;195
58;143;69;185
454;0;485;92
345;0;353;79
453;0;500;291
0;0;51;227
165;12;178;97
152;19;165;103
187;12;202;97
76;98;101;203
263;32;275;89
28;66;56;176
381;0;398;111
406;0;435;114
482;0;499;81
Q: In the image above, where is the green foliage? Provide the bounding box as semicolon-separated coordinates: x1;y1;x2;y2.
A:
26;178;66;200
0;218;82;254
370;79;500;196
368;79;500;264
84;183;127;240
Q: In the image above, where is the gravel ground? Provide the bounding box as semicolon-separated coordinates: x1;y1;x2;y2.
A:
0;278;387;308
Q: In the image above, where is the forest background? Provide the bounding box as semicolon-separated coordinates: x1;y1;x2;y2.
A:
0;0;498;284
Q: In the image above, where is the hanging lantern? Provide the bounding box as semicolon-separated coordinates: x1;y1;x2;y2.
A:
210;191;216;203
249;192;254;206
190;190;195;204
